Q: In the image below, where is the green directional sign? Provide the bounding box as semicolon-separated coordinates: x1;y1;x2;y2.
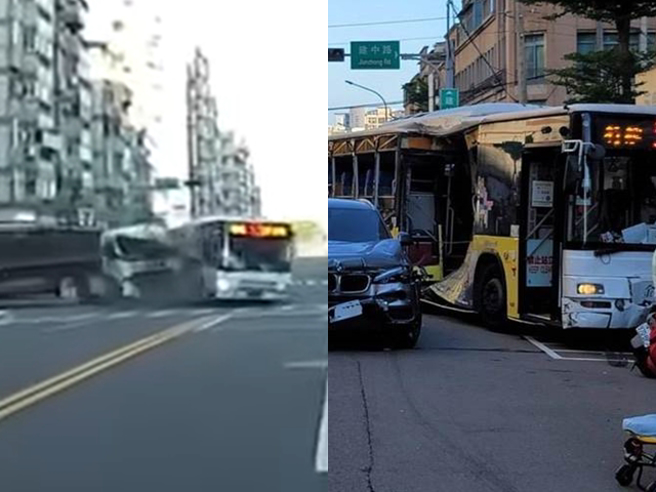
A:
439;88;460;110
351;41;400;70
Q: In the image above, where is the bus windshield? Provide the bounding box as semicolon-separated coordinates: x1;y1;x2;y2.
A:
567;150;656;250
225;237;292;272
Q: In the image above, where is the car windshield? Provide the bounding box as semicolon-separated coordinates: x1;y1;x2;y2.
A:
329;206;390;242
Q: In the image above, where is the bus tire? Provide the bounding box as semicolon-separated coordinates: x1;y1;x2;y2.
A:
57;274;90;302
477;262;507;330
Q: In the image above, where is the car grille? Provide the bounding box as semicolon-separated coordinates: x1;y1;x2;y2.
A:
328;274;337;292
328;273;370;293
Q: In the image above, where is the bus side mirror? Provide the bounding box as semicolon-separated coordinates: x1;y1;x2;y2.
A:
586;143;606;161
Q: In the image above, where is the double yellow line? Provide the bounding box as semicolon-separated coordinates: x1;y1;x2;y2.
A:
0;317;209;423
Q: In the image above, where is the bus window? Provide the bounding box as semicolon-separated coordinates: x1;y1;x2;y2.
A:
379;153;395;196
334;157;353;197
358;156;375;198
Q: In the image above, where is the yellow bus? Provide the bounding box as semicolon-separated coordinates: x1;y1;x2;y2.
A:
329;103;656;329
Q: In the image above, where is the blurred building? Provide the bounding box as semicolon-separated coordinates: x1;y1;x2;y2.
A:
186;48;260;219
0;0;96;224
87;43;153;228
85;0;164;165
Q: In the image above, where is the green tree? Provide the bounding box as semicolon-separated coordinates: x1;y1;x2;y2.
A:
519;0;656;102
402;78;428;113
549;50;654;103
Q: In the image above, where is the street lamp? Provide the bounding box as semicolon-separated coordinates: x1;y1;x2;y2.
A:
345;80;389;122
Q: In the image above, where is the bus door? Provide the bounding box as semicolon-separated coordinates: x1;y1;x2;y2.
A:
401;154;443;280
519;147;562;320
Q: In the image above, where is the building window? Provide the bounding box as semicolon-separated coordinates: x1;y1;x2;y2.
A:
23;26;37;52
524;34;545;81
577;32;596;54
473;0;483;28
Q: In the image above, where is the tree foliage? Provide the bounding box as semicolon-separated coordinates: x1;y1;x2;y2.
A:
402;78;428;113
519;0;656;102
549;50;654;104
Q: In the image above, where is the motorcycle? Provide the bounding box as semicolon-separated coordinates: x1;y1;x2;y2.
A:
631;310;656;379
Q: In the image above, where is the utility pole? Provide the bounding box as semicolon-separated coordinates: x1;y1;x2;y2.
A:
428;71;435;112
445;1;454;88
515;1;527;104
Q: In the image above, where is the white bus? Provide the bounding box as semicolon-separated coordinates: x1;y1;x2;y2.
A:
168;216;295;301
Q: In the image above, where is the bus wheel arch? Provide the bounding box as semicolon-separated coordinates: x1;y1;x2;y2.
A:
474;254;507;329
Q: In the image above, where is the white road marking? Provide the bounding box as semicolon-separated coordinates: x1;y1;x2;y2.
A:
285;360;328;370
63;313;98;322
147;310;176;319
192;308;216;316
192;313;234;333
316;380;328;473
553;348;634;356
280;305;294;311
107;311;138;320
306;280;317;287
554;356;633;362
524;336;563;360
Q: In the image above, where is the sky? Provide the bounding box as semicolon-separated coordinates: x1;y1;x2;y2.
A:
87;0;326;231
328;0;450;125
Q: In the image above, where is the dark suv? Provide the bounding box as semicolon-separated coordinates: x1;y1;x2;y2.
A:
328;198;422;349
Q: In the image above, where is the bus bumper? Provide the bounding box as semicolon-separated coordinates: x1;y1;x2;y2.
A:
562;297;651;329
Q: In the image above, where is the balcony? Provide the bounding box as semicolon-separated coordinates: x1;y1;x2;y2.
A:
58;0;84;32
41;130;62;151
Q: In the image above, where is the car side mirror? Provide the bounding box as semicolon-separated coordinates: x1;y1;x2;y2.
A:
398;232;413;247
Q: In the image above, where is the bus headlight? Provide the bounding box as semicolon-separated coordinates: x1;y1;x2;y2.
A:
217;278;231;292
577;283;605;295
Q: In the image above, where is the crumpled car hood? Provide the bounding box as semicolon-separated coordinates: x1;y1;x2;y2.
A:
328;239;404;270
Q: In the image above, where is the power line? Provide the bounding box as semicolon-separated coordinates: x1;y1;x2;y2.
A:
329;36;441;47
329;16;446;29
329;101;405;111
449;0;519;102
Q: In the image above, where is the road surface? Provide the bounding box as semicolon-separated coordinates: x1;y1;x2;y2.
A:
329;308;656;492
0;258;327;492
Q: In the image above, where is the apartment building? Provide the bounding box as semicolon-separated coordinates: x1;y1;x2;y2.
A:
412;0;656;108
0;0;96;224
86;0;164;165
186;48;260;219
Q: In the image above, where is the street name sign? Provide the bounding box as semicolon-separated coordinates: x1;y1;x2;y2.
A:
350;41;400;70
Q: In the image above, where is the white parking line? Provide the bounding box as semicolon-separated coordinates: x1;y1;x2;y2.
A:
525;336;634;362
316;380;328;473
524;336;563;360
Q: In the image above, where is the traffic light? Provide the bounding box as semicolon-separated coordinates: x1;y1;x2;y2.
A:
328;48;345;62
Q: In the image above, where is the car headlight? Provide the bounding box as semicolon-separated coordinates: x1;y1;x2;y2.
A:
577;283;604;295
217;278;231;292
373;267;407;284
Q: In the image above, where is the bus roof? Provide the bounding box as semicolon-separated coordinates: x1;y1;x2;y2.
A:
329;103;656;142
171;215;291;229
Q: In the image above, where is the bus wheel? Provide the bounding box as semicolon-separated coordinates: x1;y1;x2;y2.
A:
57;275;90;301
478;264;507;329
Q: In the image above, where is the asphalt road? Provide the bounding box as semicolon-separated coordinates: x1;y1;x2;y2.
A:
0;257;327;492
329;309;656;492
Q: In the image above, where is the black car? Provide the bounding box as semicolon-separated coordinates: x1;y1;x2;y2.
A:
328;198;422;349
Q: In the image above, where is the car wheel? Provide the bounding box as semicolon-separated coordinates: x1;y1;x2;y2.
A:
395;313;422;349
477;263;507;330
615;464;635;486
